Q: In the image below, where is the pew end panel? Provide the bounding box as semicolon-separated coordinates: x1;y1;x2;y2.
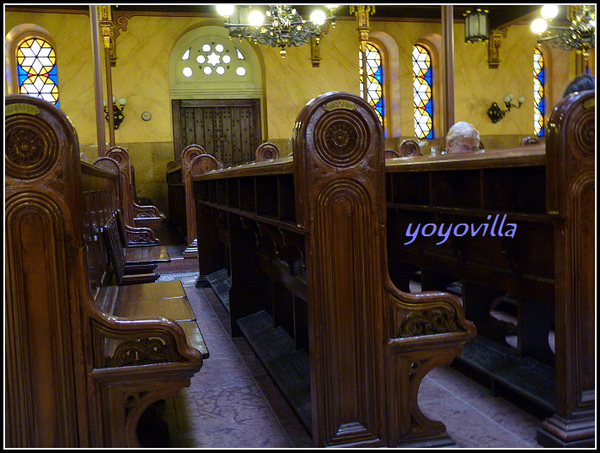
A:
293;92;476;447
5;94;203;448
538;89;595;448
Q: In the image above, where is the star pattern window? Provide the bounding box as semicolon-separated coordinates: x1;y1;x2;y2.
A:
17;38;59;106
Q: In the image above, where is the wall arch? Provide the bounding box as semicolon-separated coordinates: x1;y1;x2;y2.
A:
169;25;263;100
5;23;58;97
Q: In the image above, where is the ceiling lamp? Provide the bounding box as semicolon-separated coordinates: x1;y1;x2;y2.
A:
217;5;339;58
464;8;489;43
531;4;595;53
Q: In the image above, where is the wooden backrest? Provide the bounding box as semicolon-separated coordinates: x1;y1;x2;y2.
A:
104;146;135;225
102;214;128;286
182;145;223;243
81;163;120;291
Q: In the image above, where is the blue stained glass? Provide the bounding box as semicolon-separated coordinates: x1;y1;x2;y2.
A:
47;65;58;83
17;65;29;85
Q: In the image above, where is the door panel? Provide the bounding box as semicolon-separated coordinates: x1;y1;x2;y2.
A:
172;99;261;164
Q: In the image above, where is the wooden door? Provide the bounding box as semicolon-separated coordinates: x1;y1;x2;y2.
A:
172;99;262;164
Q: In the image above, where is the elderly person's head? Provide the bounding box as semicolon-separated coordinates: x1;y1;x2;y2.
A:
446;121;480;154
563;74;595;98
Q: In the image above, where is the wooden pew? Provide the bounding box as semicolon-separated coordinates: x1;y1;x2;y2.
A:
104;145;166;232
192;91;476;447
166;142;281;258
5;94;205;448
93;155;162;246
385;90;595;447
166;145;224;257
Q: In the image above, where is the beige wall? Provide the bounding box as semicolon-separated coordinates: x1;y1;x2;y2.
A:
5;8;590;214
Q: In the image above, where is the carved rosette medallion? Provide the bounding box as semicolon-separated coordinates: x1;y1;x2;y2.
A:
314;107;370;168
6;114;59;180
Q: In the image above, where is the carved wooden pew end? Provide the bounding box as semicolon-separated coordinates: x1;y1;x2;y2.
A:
5;95;205;448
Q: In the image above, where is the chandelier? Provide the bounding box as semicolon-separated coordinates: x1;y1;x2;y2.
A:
216;5;338;58
531;5;595;53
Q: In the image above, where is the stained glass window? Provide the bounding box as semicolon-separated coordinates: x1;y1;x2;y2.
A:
359;43;384;129
533;45;545;137
413;45;433;139
17;37;59;106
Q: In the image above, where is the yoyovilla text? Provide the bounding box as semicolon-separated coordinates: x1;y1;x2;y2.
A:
404;214;517;245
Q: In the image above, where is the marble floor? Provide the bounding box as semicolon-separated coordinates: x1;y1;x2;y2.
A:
150;225;550;449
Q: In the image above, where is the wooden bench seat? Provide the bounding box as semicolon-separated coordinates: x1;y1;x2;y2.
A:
94;280;209;359
100;211;210;359
93;157;162;246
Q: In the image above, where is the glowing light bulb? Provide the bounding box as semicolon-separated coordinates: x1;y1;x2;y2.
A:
541;5;559;20
310;9;327;25
531;18;548;34
248;10;264;26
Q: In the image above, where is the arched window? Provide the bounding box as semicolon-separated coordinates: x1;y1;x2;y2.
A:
412;44;434;139
359;43;385;131
533;45;545;137
16;37;59;106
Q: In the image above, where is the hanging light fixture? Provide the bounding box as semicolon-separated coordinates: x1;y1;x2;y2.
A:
217;5;339;58
464;8;489;43
531;4;595;53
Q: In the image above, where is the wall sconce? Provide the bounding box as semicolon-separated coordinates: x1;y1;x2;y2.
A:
487;93;525;123
103;96;126;129
464;8;489;43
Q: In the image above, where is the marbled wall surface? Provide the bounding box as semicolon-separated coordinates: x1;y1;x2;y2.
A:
6;8;589;215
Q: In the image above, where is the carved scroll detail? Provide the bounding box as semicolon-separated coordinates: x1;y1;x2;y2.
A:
396;307;460;337
106;336;184;367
